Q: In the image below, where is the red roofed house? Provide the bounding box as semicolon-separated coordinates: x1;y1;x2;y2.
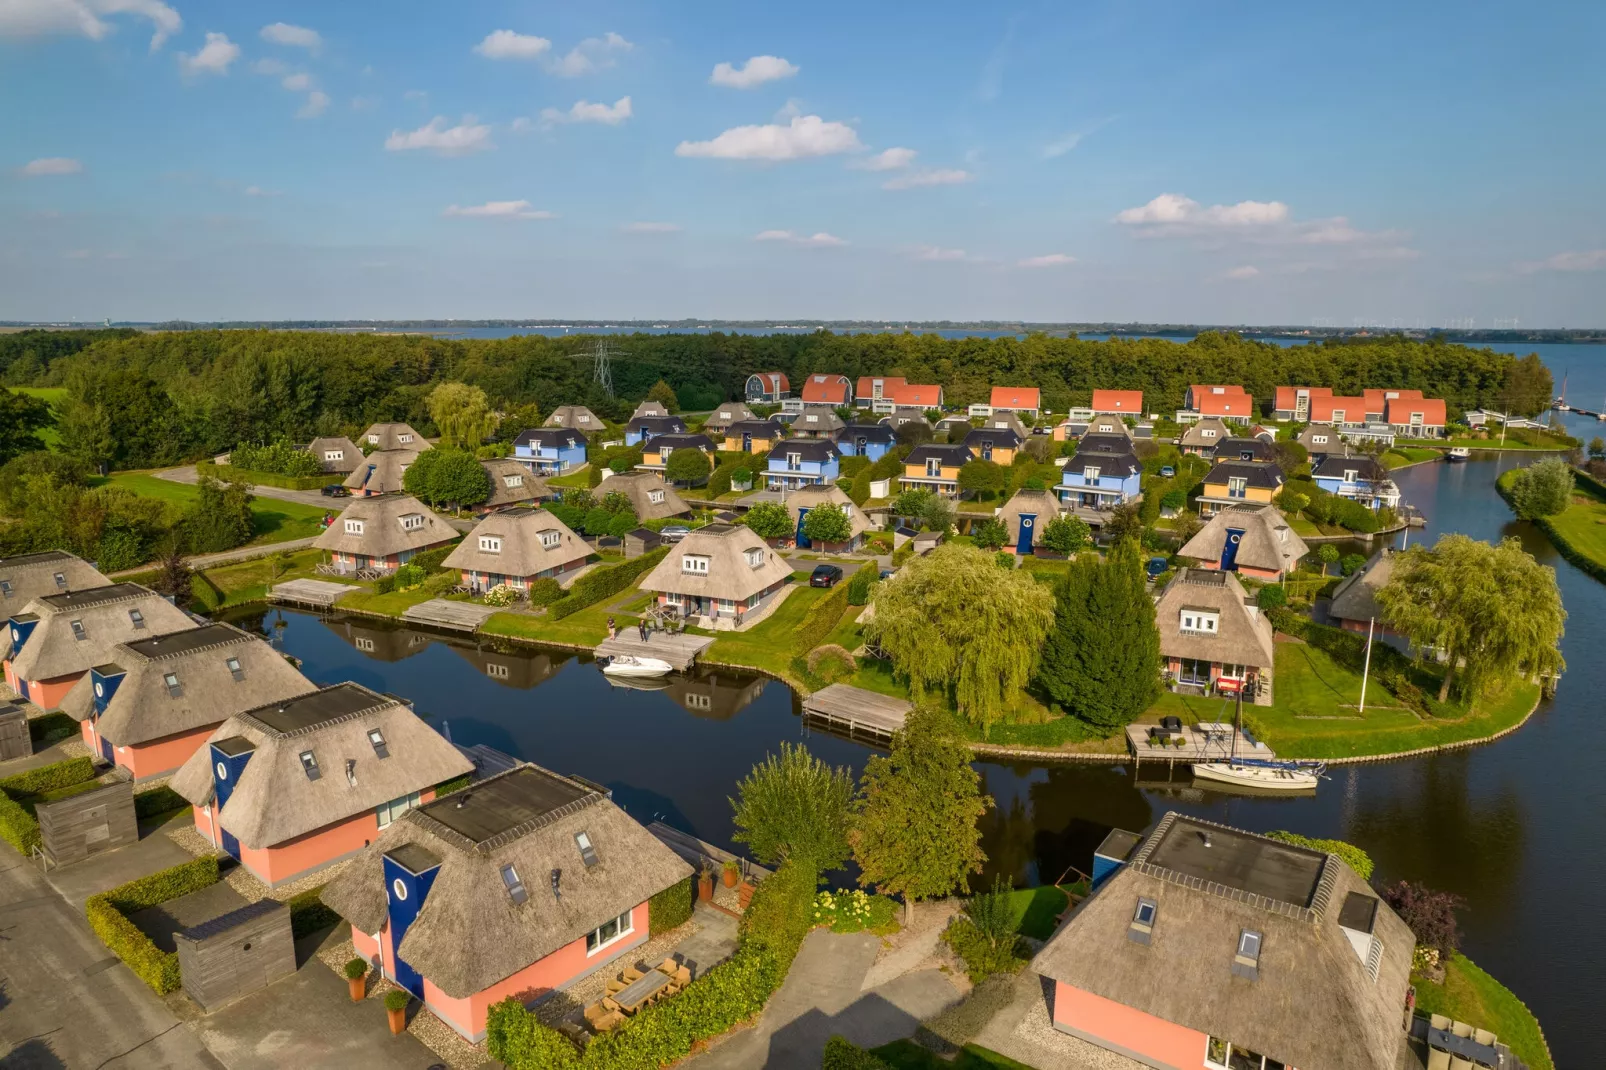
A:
1385;395;1446;438
989;386;1041;416
890;382;944;409
1091;389;1143;416
800;374;852;406
1272;386;1332;422
855;375;907;408
745;372;790;404
1183;385;1255;424
1309;395;1371;428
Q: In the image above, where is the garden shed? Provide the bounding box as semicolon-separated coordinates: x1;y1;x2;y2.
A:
176;899;297;1011
624;528;664;559
36;771;138;866
0;701;29;761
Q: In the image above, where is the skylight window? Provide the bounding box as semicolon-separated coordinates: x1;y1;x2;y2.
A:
1128;897;1157;945
299;750;321;781
70;620;86;641
501;863;529;904
345;758;357;786
368;728;389;759
163;672;182;698
1232;929;1262;980
53;572;67;588
226;656;244;681
0;579;10;598
128;608;145;629
575;831;599;868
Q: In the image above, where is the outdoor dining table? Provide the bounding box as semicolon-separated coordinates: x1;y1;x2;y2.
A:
613;967;673;1013
1427;1027;1498;1068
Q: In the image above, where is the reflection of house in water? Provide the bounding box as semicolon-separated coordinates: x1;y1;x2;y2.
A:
443;641;567;690
332;620;434;663
664;670;767;721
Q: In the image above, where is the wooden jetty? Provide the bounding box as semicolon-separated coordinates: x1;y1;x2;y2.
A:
648;821;771;882
595;631;714;672
801;684;910;742
1125;722;1276;773
269;578;357;608
401;599;498;633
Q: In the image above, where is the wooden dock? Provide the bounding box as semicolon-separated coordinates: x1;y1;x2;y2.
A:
596;631;714;672
647;821;771;882
1125;723;1276;773
269;578;357;607
401;599;498;633
802;684;911;742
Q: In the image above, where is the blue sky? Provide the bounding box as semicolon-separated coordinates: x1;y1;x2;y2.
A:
3;0;1603;324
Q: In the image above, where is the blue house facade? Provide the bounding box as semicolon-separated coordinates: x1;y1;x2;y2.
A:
838;424;896;462
512;428;587;474
1312;455;1401;510
625;415;687;447
1056;434;1143;510
765;438;841;490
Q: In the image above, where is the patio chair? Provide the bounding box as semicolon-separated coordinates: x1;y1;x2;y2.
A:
1426;1050;1451;1070
1452;1021;1474;1039
583;1002;611;1028
594;1010;624;1033
674;965;692;986
622;966;644;984
1449;1057;1473;1070
605;977;626;996
658;957;678;974
602;997;622;1014
1473;1029;1496;1047
1430;1014;1452;1031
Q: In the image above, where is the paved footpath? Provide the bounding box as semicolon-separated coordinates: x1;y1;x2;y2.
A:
156;466;334;509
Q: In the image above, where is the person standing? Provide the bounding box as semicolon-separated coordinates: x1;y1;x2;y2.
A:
638;617;649;643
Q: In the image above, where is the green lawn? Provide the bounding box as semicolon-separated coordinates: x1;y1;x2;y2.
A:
1003;885;1073;940
1383;446;1441;469
1414;954;1553;1070
336;586;440;616
98;472;329;545
871;1040;1035;1070
546;467;594;489
198;547;345;606
14;386;66;447
824;606;865;651
481;590;659;648
705;584;832;677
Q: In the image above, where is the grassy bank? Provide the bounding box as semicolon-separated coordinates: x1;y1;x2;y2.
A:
1414;954;1553;1070
1497;467;1606;584
96;471;329;545
1383;446;1442;469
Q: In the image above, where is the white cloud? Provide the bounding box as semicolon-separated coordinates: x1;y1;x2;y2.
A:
385;116;493;156
547;31;631;76
178;32;240;76
1043;132;1085;159
622;221;681;233
252;57;286;75
297;91;329;119
755;230;845;247
17;156;83;176
260;22;320;50
474;29;550;60
281;72;311;91
443;200;555;220
1018;253;1075;267
912;246;967;262
243;185;280;197
403;89;428;102
882;168;972;191
710;55;799;89
1515;249;1606;275
0;0;181;50
676;115;861;161
540;96;632;126
850;147;916;172
1225;265;1260;279
1115;193;1289;227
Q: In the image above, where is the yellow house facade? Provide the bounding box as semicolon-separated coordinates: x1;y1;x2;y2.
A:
900;443;973;497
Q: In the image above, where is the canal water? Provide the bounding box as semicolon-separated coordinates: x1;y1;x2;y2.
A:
225;439;1604;1067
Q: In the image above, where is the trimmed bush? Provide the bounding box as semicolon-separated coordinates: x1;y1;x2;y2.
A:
822;1036;892;1069
408;543;459;575
0;755;96;796
384;988;411;1012
28;711;78;747
1264;831;1374;879
372;575;397;595
393;563;426;590
133;785;189;821
547;548;668;620
85;856;220;994
0;793;39;854
648;875;694;936
189;573;222;613
287;885;342;939
526;577;565;606
846;566;874;606
0;756;100;853
792;581;851;656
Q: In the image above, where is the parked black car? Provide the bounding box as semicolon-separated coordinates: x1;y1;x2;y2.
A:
810;564;844;588
321;484;351;498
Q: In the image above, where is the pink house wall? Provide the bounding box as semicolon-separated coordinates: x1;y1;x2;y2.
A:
1052;980;1209;1069
4;668;80;710
115;724;221;780
198;788;436;886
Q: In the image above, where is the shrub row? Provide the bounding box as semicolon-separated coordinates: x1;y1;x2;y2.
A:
548;548;668;620
648;874;694;937
1263;831;1374;879
85;855;220;994
206;464;328;491
821;1036;893;1069
0;755;97;796
286;885;342;939
28;711;78;747
0;754;104;854
133;785;189;821
0;792;39;853
791;581;851;656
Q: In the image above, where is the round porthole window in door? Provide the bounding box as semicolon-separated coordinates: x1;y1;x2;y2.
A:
393;878;408;901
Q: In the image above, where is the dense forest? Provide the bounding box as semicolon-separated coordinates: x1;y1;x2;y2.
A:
0;328;1551;471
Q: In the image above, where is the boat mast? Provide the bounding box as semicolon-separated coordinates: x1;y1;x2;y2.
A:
1231;687;1242;764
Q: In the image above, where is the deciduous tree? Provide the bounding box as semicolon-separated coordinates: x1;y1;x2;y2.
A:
403;448;493;509
971;517;1007;551
957;459;1008;497
1507;457;1574;519
1035;540;1160;729
0;389;51;465
731;742;854;871
647;379;680;413
426;382;496;449
664;447;711;485
744;501;794;540
801;501;854;544
1040;514;1090;555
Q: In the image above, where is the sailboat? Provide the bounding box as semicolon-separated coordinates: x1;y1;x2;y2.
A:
1192;686;1326;793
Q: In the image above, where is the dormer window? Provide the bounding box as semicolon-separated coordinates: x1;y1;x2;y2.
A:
400;514;425;532
299;750;321;780
682;554;710;575
368;728;389;759
480;535;503;553
648;490;664;504
504;474;523;488
128;608;145;629
226;656;244;681
368;434;380;444
1128;897;1157;944
325;450;344;461
575;831;600;867
1227;477;1248;499
745;548;765;568
1232;929;1262;980
539;529;561;550
345;519;365;535
805;415;818;423
398;433;413;444
501;863;529;904
163;672;182;698
1202;429;1217;439
1312;434;1327;444
54;572;67;588
1180;611;1219;634
70;620;86;641
1344;469;1359;483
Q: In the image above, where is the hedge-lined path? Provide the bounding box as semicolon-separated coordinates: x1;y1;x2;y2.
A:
687;929;962;1069
157;465;334;509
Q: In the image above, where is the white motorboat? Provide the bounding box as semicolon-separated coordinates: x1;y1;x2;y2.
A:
606;675;672;693
600;654;675;679
1447;446;1471;461
1193;759;1323;793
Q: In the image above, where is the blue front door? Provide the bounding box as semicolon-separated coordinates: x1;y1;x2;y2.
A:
742;432;752;451
220;828;241;860
99;729;114;764
1017;514;1036;554
796;507;811;548
1220;527;1245;571
383;855;441;999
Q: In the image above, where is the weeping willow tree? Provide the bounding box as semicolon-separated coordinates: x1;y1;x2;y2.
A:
426;381;496;449
864;543;1054;731
1376;534;1565;702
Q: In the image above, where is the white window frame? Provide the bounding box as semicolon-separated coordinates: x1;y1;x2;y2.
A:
1202;428;1217;439
1227;476;1248;499
400;514;425;532
585;910;635;956
486;662;510;679
376;790;422;829
479;536;503;553
539;529;561;550
504;474;524;488
324;450;344;462
398;433;414;444
648;490;665;504
682;555;710;575
926;458;942;477
345;519;365;535
744;548;764;569
1082;466;1101;483
1181;611;1219;634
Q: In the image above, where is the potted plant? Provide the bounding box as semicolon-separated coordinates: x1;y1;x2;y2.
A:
343;957;368;1002
722;859;741;888
384;989;410;1035
697;862;715;901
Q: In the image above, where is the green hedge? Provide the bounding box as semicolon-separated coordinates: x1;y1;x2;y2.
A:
28;711;78;747
1263;831;1374;879
0;793;40;853
548;548;668;620
0;755;103;853
822;1036;892;1069
133;785;189;821
85;855;220;994
287;885;342;939
649;874;694;936
792;581;851;656
0;755;97;796
205;464;328;491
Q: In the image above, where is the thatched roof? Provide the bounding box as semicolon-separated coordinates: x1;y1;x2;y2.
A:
791;406;844;435
443;508;588;578
632;400;671;419
66;622;315;746
702;402;759;431
1328;550;1394;625
480;458;549;509
320;763;694;998
881;407;930;429
312;495;456;559
8;584;196;688
169;682;473;850
1154;569;1274;669
544;405;603;431
360;423;429;452
1032;812;1413;1070
1180;417;1232;449
1297;423;1346;455
331;619;434;662
1083;415;1132;438
640;524;793;601
0;551;110;627
342;449;420;495
783;486;872;541
995;489;1062;545
307;437;364;474
1179;504;1308;575
595;471;690;520
978;411;1030;438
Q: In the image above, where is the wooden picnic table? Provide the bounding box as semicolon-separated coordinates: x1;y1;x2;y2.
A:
613;967;672;1013
1428;1027;1498;1067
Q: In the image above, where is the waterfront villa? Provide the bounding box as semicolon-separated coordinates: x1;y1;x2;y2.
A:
637;433;715;477
765;438;841;490
1211;436;1278;464
1155;568;1275;702
1032;812;1412;1070
1310;394;1371;428
594;472;690;520
543;405;603;432
1296;423;1344;460
963;426;1022;464
1091;388;1144;416
513;427;588;475
1179;385;1255;424
1057;434;1142;511
306;436;364;475
1052;413;1135;444
838;423;896;461
997;488;1063;555
717;419;786;454
624;415;687;447
784;485;872;552
1327;550;1398;636
4;583;195;710
746;371;790;403
1385;395;1447;438
321;762;693;1042
312;495;457;575
640;523;794;626
1178;504;1309;581
976;411;1031;439
854;375;904;409
444;508;590;593
170;682;474;886
900;443;972;497
1179;417;1233;456
361;423;428;452
1312;455;1401;510
799;373;852;406
702;401;759;433
344;447;428;497
0;551;110;630
65;622;315;780
631;400;670;420
1272;385;1333;421
477;458;549;512
988;386;1041;416
790;406;846;439
1197;461;1285;517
